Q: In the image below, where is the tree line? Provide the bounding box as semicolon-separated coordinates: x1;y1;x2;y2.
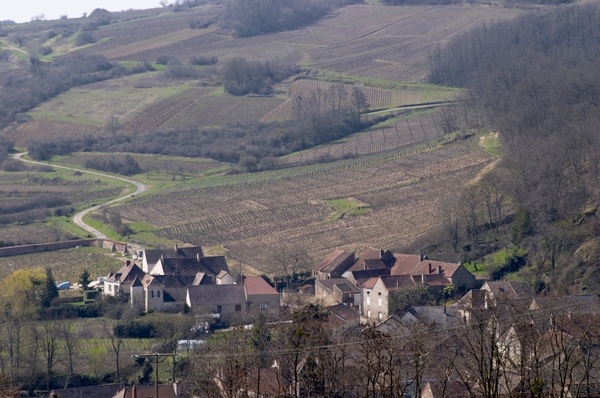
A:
183;299;600;398
418;3;600;294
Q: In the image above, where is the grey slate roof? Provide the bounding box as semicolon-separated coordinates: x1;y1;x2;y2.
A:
187;284;246;306
144;246;204;265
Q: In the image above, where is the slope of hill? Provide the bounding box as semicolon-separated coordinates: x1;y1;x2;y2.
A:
0;1;523;275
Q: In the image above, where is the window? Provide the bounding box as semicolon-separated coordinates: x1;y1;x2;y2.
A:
151;290;160;298
366;296;370;306
378;298;382;307
367;310;371;318
217;305;222;313
260;303;267;311
235;304;242;312
378;312;382;320
108;284;112;292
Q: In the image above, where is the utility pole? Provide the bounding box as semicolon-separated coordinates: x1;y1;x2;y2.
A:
131;352;181;398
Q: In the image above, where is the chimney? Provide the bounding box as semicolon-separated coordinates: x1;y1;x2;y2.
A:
419;253;424;261
174;244;178;251
126;260;131;266
132;384;137;398
380;249;384;259
428;263;432;274
437;265;442;274
197;253;201;262
421;274;428;284
160;253;164;261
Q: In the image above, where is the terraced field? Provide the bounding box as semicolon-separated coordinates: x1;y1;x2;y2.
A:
118;133;494;272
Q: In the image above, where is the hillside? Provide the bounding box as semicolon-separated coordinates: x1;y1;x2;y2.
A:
0;1;536;280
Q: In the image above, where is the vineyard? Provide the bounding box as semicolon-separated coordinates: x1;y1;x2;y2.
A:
77;5;223;59
261;79;434;122
0;247;124;282
5;119;103;147
72;4;518;85
306;6;520;81
280;111;444;163
159;95;285;129
118;133;495;273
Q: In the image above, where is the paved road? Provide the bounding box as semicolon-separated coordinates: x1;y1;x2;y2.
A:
13;153;148;239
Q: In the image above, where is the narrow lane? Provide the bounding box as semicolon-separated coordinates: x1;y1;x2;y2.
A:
13;153;147;239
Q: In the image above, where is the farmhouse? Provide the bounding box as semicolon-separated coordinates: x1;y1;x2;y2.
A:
104;247;280;318
312;247;477;321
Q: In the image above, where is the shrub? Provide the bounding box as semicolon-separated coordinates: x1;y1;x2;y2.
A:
75;31;96;46
39;46;53;56
190;55;218;66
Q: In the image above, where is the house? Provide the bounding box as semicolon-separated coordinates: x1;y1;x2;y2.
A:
141;245;204;273
373;314;409;335
49;384;125;398
104;261;146;298
112;383;179;398
243;275;280;315
313;249;355;280
399;305;461;329
454;281;533;323
391;259;477;290
186;284;247;324
326;303;360;327
312;248;477;321
481;280;533;303
184;277;281;324
104;246;237;313
360;275;416;320
421;381;470;398
315;278;360;307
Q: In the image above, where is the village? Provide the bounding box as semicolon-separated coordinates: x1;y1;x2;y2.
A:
78;243;600;397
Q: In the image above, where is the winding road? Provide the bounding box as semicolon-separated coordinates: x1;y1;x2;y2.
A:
13;153;148;239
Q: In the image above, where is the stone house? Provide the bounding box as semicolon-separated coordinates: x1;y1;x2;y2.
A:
315;278;360;307
104;261;146;298
313;250;355;280
360;275;416;320
243;275;280;315
391;259;477;290
186;284;247;324
312;248;476;321
141;245;204;273
185;276;281;324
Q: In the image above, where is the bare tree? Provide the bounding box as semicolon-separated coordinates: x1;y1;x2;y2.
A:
105;114;121;135
39;319;61;391
270;244;311;291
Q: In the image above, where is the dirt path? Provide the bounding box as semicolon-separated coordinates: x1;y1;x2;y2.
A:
13;152;148;239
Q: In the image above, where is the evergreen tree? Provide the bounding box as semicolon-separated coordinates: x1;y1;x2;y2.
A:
41;267;59;308
79;269;91;290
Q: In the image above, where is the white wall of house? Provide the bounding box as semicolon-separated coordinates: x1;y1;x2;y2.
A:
360;279;389;321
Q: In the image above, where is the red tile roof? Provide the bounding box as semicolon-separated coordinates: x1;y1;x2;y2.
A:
244;276;278;296
314;249;355;273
